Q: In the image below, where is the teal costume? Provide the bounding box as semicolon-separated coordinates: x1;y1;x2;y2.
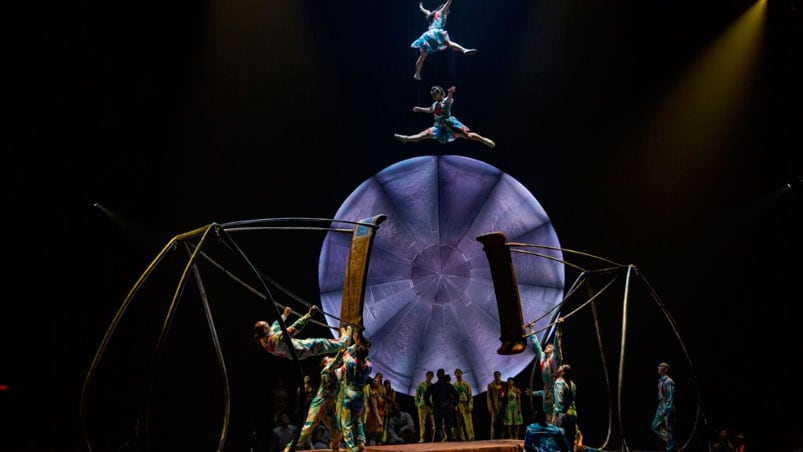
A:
411;8;450;54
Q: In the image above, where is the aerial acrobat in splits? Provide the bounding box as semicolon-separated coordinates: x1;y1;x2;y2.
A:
411;0;477;80
394;85;495;149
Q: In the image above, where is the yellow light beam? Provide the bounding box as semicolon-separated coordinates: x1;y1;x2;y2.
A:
634;0;767;181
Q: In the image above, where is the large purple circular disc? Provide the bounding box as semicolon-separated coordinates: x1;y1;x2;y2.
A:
318;155;564;396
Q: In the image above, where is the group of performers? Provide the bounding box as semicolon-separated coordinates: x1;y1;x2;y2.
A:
519;318;582;452
252;298;675;452
251;306;581;451
414;368;476;444
521;318;677;452
253;305;371;452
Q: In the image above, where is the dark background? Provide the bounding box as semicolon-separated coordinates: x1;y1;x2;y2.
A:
5;0;802;450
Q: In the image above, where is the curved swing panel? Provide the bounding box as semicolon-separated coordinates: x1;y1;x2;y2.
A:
320;214;387;327
476;231;528;355
318;155;564;396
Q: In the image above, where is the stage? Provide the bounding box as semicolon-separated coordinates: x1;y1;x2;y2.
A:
362;442;616;452
298;441;619;452
363;439;524;452
298;440;616;452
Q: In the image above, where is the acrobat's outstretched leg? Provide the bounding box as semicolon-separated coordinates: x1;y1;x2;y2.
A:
465;131;495;149
394;129;432;144
446;39;477;55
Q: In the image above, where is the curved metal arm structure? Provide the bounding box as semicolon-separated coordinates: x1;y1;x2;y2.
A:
79;215;386;452
476;231;704;452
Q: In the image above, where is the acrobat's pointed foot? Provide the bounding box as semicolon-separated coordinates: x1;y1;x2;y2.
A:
464;48;477;56
484;138;496;149
394;134;408;144
413;73;422;80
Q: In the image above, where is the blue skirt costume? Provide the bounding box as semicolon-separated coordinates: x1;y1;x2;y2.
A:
411;10;450;54
428;98;469;143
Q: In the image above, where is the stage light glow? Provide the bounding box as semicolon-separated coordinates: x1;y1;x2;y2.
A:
649;0;766;161
616;0;768;223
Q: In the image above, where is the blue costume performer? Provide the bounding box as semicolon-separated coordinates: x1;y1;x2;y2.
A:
553;364;578;451
393;85;495;148
253;306;351;360
524;410;570;452
284;348;347;452
652;362;676;452
337;340;375;452
527;319;563;424
411;0;476;80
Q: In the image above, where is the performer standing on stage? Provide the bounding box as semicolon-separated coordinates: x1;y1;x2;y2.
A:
486;370;506;440
253;306;352;360
364;376;385;445
503;377;524;439
426;370;458;442
652;362;677;452
526;317;563;424
284;349;346;452
338;342;376;452
415;370;436;443
411;0;477;80
553;364;578;451
453;368;475;441
394;85;495;149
